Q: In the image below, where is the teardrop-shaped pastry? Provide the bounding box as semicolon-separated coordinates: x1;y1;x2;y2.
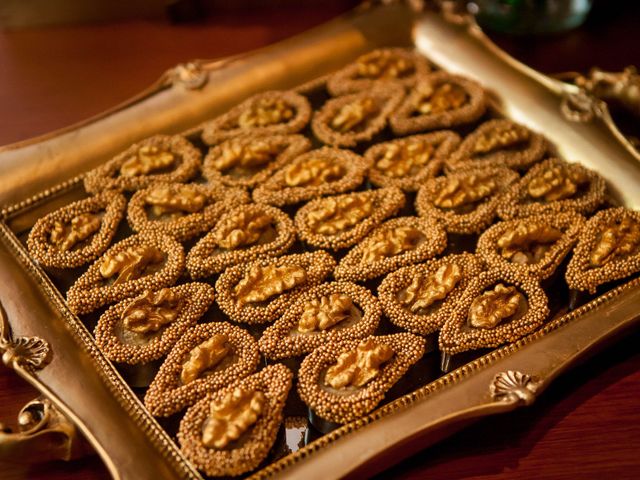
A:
295;187;405;250
415;167;519;234
297;333;425;424
498;158;606;220
66;232;185;315
445;119;547;172
477;211;585;280
127;182;249;242
177;364;292;477
334;216;447;282
202;134;311;189
94;282;215;365
378;253;484;336
389;72;487;135
84;135;201;193
566;207;640;293
438;269;549;354
366;131;460;192
201;90;312;145
252;147;371;206
327;48;431;96
186;203;296;279
258;282;381;360
311;85;405;147
144;321;260;417
215;251;336;324
27;190;126;268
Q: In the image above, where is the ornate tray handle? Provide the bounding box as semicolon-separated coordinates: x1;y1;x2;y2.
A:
0;302;51;372
490;370;540;406
0;396;87;463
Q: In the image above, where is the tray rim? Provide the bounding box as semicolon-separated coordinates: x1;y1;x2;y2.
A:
0;2;639;479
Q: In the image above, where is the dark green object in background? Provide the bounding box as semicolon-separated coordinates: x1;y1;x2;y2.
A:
472;0;593;34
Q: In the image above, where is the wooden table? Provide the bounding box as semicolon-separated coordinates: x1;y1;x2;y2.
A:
1;2;639;479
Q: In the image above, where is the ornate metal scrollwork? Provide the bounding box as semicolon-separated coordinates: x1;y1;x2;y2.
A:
167;61;208;90
0;302;50;372
490;370;539;406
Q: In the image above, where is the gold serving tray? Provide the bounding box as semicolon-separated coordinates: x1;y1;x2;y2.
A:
1;3;640;479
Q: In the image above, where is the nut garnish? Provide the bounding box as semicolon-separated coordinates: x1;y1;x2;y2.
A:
360;226;424;263
527;165;588;202
50;213;102;252
99;245;165;285
145;184;206;216
283;157;345;187
357;50;414;79
234;264;307;306
375;140;435;178
238;98;294;129
433;174;497;209
214;139;283;172
497;223;563;264
306;195;374;235
330;97;378;133
468;283;523;329
298;293;354;333
324;338;394;389
214;210;273;250
472;125;530;154
120;145;175;177
181;334;231;385
590;216;640;267
202;388;265;449
415;82;467;115
399;263;462;313
121;288;181;334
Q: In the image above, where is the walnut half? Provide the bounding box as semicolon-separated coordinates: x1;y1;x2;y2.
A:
399;263;462;313
527;165;587;202
357;50;413;79
214;210;273;250
375;140;435;178
234;264;307;306
298;293;354;333
214;139;282;172
50;213;102;252
433;174;497;209
361;226;424;263
181;334;230;385
324;338;394;389
238;98;294;129
415;82;467;115
468;283;523;329
472;124;530;155
284;157;345;187
145;185;206;216
120;145;175;177
306;195;374;235
590;215;640;267
99;245;165;286
497;223;563;265
202;388;265;449
330;97;378;133
122;288;181;334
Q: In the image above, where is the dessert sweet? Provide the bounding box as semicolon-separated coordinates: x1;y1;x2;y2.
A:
94;283;215;365
378;253;484;336
258;281;381;360
295;187;406;250
326;47;431;96
297;333;425;424
415;166;519;234
389;72;487;135
145;321;261;417
177;364;293;477
252;147;371;206
127;182;249;242
214;251;336;324
66;232;185;315
366;131;460;191
201;90;311;145
27;190;126;268
333;216;447;282
84;135;201;193
186;203;296;278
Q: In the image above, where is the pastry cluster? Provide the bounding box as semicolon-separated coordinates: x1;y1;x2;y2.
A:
24;46;640;477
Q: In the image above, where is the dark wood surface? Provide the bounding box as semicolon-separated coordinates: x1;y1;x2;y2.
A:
1;2;639;479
